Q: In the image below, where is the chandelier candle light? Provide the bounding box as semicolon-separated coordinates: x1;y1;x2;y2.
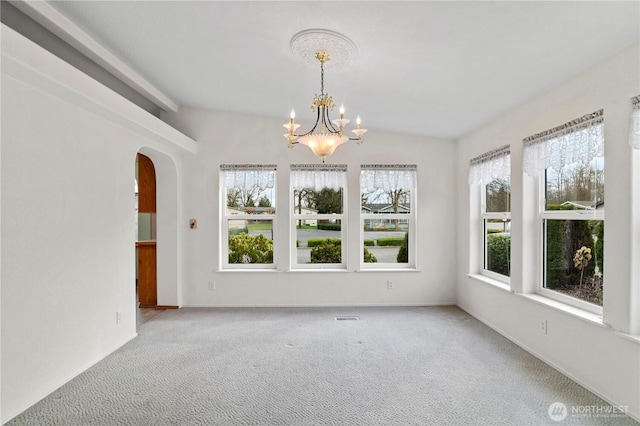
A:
284;30;367;162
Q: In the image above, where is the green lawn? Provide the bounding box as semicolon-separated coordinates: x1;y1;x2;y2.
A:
247;223;273;231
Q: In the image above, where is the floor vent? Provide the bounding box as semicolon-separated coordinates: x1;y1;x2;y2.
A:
335;316;359;321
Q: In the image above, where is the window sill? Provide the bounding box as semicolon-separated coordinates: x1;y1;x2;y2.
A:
287;268;351;273
357;268;421;272
517;293;605;328
615;331;640;345
467;273;511;292
216;268;282;273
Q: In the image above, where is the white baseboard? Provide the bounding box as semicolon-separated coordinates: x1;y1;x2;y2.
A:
2;333;138;424
457;303;639;423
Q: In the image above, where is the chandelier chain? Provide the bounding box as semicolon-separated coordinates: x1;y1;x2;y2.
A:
283;41;367;162
320;60;325;97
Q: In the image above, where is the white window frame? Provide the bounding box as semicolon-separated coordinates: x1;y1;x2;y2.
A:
220;164;277;270
523;109;604;314
290;164;347;270
630;95;640;334
538;183;604;315
469;146;511;283
360;165;417;270
481;182;511;283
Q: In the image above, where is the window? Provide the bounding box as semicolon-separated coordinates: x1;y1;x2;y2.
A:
360;165;417;269
291;164;347;269
630;95;640;149
523;110;604;312
469;146;511;280
220;164;276;269
629;95;640;333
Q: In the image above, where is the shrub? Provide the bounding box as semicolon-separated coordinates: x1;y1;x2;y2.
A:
307;238;341;247
364;247;377;263
546;219;595;288
545;220;565;288
228;233;273;264
229;226;248;236
308;238;376;263
310;240;341;263
487;235;510;276
396;232;409;263
376;237;404;247
317;223;341;231
364;239;375;246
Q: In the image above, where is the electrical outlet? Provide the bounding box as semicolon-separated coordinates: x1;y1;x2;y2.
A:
116;311;122;325
387;280;393;289
208;281;215;291
540;320;547;335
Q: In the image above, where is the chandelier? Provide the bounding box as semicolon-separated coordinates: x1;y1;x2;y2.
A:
283;30;367;162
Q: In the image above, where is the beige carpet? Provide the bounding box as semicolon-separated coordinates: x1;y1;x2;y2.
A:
8;306;638;425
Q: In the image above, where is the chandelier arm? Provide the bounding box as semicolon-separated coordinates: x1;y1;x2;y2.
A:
322;107;340;134
295;107;322;138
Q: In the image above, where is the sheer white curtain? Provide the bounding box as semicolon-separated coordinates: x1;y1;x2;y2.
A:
290;164;346;191
630;95;640;149
523;109;603;177
360;164;416;192
468;145;510;185
220;164;276;189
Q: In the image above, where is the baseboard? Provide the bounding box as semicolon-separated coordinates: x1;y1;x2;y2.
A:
154;305;179;310
182;302;456;308
2;333;138;424
457;303;640;423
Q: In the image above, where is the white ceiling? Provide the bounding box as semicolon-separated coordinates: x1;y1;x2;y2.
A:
46;1;639;140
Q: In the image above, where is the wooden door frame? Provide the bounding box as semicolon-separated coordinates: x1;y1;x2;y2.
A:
137;147;181;310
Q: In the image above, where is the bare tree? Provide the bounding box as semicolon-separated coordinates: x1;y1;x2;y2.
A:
227;184;266;209
365;187;409;230
486;178;510;212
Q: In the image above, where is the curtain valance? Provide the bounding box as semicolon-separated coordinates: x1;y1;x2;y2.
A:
630;95;640;150
360;164;417;192
523;109;603;177
220;164;276;189
290;164;347;191
468;145;510;184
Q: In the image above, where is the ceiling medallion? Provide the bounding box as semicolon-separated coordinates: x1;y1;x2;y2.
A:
290;29;357;69
284;29;366;162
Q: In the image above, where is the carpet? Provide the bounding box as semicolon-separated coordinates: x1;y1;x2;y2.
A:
8;306;638;425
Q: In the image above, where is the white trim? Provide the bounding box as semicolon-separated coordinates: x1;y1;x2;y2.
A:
455;303;640;423
1;24;196;153
1;332;138;424
537;287;603;316
615;331;640;344
220;166;278;270
467;273;512;292
359;167;417;270
479;269;511;285
480;176;511;279
630;148;640;334
290;168;348;270
9;0;178;112
518;293;604;325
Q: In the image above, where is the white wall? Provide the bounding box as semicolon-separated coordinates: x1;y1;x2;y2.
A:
0;25;195;422
162;108;457;307
455;42;640;419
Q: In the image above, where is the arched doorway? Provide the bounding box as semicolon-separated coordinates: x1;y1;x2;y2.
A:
136;153;157;309
135;147;181;322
